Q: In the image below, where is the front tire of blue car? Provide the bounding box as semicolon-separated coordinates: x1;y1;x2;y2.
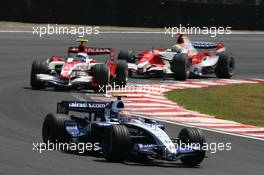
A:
102;125;131;162
42;113;70;144
178;127;206;166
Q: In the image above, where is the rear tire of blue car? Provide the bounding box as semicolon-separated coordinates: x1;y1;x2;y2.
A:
215;51;235;78
102;125;131;162
31;60;49;90
42;113;71;145
178;127;206;166
171;53;190;81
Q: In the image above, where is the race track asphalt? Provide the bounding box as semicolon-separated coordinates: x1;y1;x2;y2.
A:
0;32;263;175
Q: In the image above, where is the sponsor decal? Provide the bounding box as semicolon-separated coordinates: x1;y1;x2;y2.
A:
69;102;107;108
69;47;111;53
88;103;106;108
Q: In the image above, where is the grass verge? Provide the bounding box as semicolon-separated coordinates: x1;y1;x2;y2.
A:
165;83;264;127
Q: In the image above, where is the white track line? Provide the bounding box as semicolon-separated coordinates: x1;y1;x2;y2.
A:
187;81;225;86
162;84;206;89
107;90;164;96
251;78;264;82
142;94;168;100
137;111;198;116
124;98;177;104
185;123;242;126
124;103;180;108
243;134;264;138
158;117;238;123
216;128;264;132
125;107;178;111
220;79;259;84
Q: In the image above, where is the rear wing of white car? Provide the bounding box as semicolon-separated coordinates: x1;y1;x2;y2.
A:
68;47;114;55
68;47;115;60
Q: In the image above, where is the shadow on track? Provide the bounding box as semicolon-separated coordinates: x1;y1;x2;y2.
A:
94;159;201;169
62;150;201;169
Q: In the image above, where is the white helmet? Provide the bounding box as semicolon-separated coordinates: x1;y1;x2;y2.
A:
75;53;88;62
111;100;124;113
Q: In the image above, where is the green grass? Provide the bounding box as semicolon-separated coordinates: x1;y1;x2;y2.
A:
165;83;264;127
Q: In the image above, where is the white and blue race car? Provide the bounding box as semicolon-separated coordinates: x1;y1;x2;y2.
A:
42;96;206;166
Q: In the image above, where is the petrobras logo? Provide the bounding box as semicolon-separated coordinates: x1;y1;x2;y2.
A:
69;102;107;108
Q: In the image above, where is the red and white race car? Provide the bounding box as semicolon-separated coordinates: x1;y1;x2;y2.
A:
118;34;235;80
30;41;127;92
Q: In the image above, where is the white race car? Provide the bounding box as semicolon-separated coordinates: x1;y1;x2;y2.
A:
118;34;235;80
30;48;127;92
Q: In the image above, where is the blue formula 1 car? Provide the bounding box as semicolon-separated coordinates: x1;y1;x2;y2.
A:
42;96;206;166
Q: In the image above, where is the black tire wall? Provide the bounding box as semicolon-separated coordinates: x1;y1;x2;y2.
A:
0;0;264;29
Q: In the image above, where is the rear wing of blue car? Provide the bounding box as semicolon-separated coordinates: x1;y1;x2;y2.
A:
191;41;217;48
56;101;110;114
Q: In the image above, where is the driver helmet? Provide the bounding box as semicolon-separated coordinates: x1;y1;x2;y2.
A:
171;44;182;53
77;37;88;53
117;111;131;123
111;100;124;113
75;53;88;62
